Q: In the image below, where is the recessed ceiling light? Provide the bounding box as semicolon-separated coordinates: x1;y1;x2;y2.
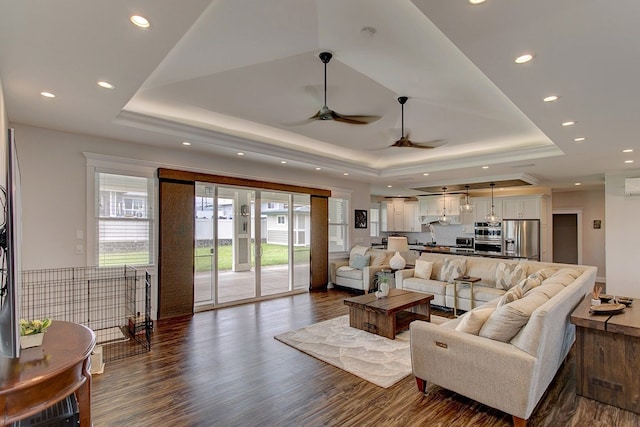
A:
280;160;287;164
623;149;634;153
625;160;634;164
482;166;489;169
514;53;534;64
97;81;114;89
387;185;393;188
543;95;559;102
423;173;429;176
130;15;150;29
574;137;586;142
315;167;321;170
575;182;582;186
469;0;486;4
40;91;55;98
343;173;349;176
237;152;244;156
182;141;191;146
562;121;576;127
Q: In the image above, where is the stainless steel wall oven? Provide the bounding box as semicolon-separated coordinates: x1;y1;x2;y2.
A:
474;222;502;253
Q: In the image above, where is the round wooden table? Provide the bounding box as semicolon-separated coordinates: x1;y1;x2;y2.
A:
0;321;96;426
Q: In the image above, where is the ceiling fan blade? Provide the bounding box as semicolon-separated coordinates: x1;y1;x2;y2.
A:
331;110;381;125
409;139;447;149
305;51;382;125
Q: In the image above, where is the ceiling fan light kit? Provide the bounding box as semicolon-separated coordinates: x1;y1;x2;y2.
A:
309;52;381;125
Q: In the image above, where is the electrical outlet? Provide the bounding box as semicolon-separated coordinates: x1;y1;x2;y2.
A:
76;229;84;240
76;244;84;255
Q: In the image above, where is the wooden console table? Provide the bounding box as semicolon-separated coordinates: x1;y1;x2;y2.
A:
570;296;640;413
0;321;96;426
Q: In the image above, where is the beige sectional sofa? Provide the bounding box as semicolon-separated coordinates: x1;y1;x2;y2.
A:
406;252;597;426
396;252;536;311
330;245;394;292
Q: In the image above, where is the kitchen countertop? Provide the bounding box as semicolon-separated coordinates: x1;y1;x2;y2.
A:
415;246;538;260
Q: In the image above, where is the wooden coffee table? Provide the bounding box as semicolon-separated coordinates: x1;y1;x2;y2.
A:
344;289;434;339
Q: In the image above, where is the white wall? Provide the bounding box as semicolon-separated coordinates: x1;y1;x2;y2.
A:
605;170;640;297
552;188;606;280
13;124;372;270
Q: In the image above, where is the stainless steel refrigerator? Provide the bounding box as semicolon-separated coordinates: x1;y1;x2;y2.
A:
503;219;540;260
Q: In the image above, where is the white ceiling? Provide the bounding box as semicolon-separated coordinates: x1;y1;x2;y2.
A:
1;0;638;196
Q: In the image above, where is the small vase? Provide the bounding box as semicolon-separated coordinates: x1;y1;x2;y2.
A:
20;333;45;349
591;298;601;307
379;282;389;298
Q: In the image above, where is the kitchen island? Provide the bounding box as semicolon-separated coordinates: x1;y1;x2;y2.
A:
413;245;538;260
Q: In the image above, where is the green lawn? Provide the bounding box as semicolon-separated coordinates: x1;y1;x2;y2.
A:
102;243;309;272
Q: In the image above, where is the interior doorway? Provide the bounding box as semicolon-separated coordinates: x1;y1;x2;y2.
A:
552;209;582;265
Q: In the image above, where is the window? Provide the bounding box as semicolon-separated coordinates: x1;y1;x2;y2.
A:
328;197;349;253
370;206;380;238
96;172;154;266
277;215;286;224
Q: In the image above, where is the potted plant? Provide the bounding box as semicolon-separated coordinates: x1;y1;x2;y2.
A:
19;318;52;349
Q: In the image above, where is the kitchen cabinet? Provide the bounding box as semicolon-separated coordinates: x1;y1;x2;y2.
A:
404;201;419;232
502;197;540;219
383;198;407;231
473;197;502;223
418;196;461;222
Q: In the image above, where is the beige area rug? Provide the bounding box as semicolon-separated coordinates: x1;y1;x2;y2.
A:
274;314;448;388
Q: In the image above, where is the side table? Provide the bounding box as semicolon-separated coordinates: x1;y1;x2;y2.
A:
452;276;481;317
570;296;640;414
374;269;395;293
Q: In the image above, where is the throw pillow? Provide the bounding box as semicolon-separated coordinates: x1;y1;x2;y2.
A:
349;254;370;269
439;258;467;283
497;286;523;307
495;262;528;290
455;308;496;335
479;292;549;342
518;276;543;294
414;260;434;280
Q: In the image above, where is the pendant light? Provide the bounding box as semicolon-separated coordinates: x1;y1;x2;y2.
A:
460;185;473;213
485;182;501;225
438;187;450;225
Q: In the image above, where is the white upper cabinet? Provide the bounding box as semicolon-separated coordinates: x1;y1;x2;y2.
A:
473;197;502;223
404;201;419;232
502;197;541;219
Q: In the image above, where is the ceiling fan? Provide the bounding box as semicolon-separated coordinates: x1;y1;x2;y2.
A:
308;51;381;125
390;96;447;149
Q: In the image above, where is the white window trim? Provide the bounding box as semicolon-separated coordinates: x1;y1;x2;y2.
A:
85;153;157;268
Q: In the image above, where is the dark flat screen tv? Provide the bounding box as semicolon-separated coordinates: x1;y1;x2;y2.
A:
0;128;22;358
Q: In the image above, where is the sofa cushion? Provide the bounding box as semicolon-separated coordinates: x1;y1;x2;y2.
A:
414;260;434;279
369;250;389;267
455;307;496;335
336;266;363;280
349;254;370;269
439;258;467;283
525;282;564;299
479;291;549;342
402;278;446;296
495;262;528;290
498;286;523;307
542;269;581;287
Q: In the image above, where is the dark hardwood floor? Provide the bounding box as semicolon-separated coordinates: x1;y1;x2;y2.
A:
92;289;640;426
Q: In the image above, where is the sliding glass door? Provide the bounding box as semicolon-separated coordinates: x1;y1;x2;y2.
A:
194;183;309;309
